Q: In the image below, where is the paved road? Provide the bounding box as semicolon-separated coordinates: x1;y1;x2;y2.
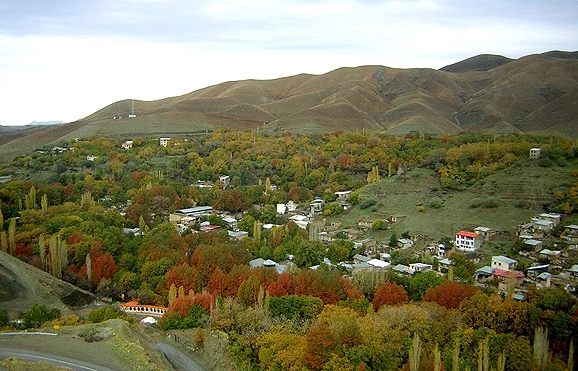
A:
0;347;119;371
157;342;206;371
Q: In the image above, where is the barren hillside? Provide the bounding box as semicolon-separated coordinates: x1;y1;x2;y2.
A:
0;51;577;160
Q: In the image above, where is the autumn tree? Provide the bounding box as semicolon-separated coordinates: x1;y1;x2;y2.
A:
304;323;337;370
372;282;409;311
422;282;477;309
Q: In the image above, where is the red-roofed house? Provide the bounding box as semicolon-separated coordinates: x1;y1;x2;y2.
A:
455;231;483;252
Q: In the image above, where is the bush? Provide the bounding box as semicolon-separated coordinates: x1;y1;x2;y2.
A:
360;199;377;209
469;198;482;208
0;310;8;328
429;197;443;209
23;304;60;329
87;306;126;323
481;197;500;208
371;219;388;230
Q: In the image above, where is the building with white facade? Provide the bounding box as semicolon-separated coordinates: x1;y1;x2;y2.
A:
455;231;482;251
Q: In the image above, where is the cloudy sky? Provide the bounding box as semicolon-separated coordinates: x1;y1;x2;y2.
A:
1;0;576;126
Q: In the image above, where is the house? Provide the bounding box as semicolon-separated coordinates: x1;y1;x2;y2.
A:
169;206;214;223
455;231;482;251
475;266;495;282
398;238;414;249
532;218;554;233
335;190;352;200
491;256;517;270
353;254;371;264
523;239;543;250
310;198;324;215
122;140;133;149
561;225;578;243
536;272;552;288
529;147;541;159
567;265;578;280
474;226;494;241
392;264;412;275
218;175;230;188
289;214;309;230
367;259;391;269
222;217;238;231
159;137;170;147
200;225;220;233
86;155;98;161
492;268;524;283
409;263;432;274
538;213;561;226
438;258;452;272
277;204;287;215
526;264;550;279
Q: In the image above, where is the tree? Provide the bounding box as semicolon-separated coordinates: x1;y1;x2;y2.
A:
409;333;422;371
8;218;15;255
304;323;337;370
372;282;409;311
23;303;60;329
238;275;261;307
422;282;477;309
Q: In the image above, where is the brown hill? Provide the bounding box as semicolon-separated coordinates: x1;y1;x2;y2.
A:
0;51;577;159
0;251;94;315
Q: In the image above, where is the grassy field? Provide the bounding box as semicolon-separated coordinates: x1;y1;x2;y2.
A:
331;160;575;243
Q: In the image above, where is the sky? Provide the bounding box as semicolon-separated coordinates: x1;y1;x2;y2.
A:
0;0;577;126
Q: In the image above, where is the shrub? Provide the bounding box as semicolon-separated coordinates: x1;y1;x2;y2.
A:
469;198;482;208
428;197;443;209
0;310;8;328
87;306;126;323
481;197;500;208
371;219;388;230
23;304;60;329
359;199;376;209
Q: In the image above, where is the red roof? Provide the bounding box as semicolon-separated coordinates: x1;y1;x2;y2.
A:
493;269;524;279
456;231;478;238
119;301;168;310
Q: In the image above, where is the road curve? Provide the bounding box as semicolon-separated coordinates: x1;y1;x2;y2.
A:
0;347;119;371
157;342;206;371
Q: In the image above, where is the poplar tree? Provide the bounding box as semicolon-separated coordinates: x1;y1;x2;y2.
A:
39;234;47;271
0;231;6;253
8;218;16;255
41;193;48;213
409;332;422;371
168;284;177;306
533;326;549;370
86;253;92;283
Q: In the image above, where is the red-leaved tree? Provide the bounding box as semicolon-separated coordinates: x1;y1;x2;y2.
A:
372;282;409;311
422;281;477;309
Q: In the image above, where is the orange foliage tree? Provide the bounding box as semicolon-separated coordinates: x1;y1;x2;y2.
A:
422;281;477;309
165;262;202;294
304;323;337;370
372;282;409;311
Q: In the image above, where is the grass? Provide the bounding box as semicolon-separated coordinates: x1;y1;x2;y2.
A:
334;161;575;244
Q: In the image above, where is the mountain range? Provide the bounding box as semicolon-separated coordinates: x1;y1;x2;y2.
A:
1;50;577;160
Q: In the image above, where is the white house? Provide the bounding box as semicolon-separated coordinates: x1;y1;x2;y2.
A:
409;263;432;274
159;137;171;147
530;148;541;158
491;255;517;270
455;231;482;251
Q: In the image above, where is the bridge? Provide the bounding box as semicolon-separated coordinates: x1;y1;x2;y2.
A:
119;301;168;318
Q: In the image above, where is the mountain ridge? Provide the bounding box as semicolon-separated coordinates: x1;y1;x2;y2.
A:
0;50;577;160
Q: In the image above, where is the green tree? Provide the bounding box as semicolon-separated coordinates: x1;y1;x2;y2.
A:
23;303;60;329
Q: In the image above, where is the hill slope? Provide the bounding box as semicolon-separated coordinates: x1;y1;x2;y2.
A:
0;251;94;315
0;51;577;159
